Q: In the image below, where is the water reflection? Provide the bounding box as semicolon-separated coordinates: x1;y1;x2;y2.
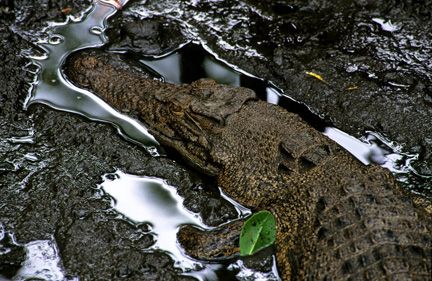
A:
139;43;241;86
100;171;210;271
372;18;400;33
137;44;326;127
14;239;71;281
99;170;280;281
26;1;160;154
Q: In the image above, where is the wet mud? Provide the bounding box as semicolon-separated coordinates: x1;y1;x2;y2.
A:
1;0;431;280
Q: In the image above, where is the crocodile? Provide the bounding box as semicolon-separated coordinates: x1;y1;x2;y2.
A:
65;50;432;280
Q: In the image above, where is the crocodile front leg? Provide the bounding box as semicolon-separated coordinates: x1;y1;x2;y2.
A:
178;220;243;260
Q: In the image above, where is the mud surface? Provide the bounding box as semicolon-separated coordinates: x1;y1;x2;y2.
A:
0;0;431;280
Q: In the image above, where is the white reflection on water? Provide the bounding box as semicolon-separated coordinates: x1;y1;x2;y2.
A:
14;239;74;281
324;128;418;175
99;170;281;281
372;18;400;33
99;171;215;273
26;0;160;154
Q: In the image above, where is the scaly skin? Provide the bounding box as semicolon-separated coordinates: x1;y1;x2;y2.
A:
66;50;432;280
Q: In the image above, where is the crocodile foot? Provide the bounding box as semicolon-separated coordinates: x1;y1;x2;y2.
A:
177;220;243;260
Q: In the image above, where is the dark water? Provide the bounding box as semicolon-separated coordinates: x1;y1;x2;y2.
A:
128;43;330;131
99;171;279;281
121;0;432;198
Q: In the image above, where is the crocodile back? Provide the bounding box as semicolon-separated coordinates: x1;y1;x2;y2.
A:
212;102;432;280
301;156;432;280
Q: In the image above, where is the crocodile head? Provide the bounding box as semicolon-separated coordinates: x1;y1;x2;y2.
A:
145;78;257;176
66;51;257;175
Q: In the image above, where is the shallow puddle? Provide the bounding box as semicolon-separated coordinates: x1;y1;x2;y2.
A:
100;171;207;270
99;170;279;281
26;0;159;155
27;0;425;185
0;224;69;281
14;239;69;281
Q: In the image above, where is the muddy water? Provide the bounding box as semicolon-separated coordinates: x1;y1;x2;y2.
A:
14;239;68;281
99;171;216;277
99;171;279;280
121;0;432;196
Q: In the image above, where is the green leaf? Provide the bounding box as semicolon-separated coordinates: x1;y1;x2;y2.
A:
239;210;276;256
